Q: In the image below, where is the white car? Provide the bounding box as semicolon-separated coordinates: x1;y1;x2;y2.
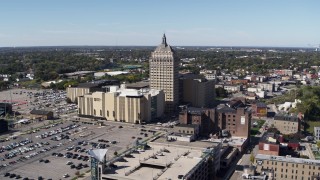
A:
63;174;69;178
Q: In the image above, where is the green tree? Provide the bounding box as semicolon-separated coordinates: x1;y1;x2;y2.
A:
215;87;228;98
114;151;118;157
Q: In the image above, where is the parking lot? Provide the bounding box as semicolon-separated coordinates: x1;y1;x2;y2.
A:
0;88;165;179
1;118;162;179
0;88;76;118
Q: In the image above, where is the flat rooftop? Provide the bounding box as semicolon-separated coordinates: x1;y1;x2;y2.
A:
126;82;149;89
152;137;220;149
256;154;320;166
259;132;279;144
102;143;204;180
210;137;248;147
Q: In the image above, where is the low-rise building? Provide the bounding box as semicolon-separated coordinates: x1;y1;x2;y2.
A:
169;124;200;142
274;69;293;76
224;84;243;93
258;132;280;156
97;139;222;180
251;102;268;117
257;83;275;92
64;71;95;79
314;127;320;141
255;154;320;180
274;114;301;135
30;109;54;120
231;79;249;85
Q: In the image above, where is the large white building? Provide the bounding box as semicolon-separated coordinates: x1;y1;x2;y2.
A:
78;85;165;124
149;34;179;113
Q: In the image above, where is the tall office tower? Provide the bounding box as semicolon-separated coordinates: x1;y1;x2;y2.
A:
150;34;179;113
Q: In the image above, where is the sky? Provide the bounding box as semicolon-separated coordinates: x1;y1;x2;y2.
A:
0;0;319;47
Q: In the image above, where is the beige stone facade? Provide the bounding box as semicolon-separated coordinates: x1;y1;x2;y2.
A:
273;114;300;135
67;87;90;102
66;80;119;102
150;34;179;113
78;87;164;123
255;154;320;180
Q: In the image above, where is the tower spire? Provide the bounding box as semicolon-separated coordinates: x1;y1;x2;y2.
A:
162;34;167;46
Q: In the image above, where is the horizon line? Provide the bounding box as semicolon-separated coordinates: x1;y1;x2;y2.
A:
0;45;316;49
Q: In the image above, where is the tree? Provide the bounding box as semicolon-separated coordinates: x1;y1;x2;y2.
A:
215;87;228;98
66;97;72;104
75;171;80;177
317;141;320;148
114;151;118;156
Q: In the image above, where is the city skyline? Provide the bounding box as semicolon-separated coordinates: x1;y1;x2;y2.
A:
0;0;319;47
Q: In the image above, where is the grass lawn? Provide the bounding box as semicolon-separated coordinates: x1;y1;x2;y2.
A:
250;119;266;136
305;121;320;134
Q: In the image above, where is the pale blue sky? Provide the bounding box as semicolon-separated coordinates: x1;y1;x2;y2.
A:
0;0;319;47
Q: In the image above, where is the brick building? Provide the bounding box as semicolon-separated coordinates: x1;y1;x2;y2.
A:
216;106;251;138
179;107;216;136
251;102;268;117
258;132;280;156
179;104;251;138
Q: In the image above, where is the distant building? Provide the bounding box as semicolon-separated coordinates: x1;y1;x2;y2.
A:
251;102;268;117
66;80;119;102
255;154;320;180
64;71;95;80
274;69;293;76
257;83;275;92
106;71;129;76
78;86;165;124
274;114;301;135
41;80;63;88
204;73;216;81
150;34;179;113
258;132;280;156
30;109;54;120
223;84;243;93
231;79;249;85
180;74;215;108
314;127;320;141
